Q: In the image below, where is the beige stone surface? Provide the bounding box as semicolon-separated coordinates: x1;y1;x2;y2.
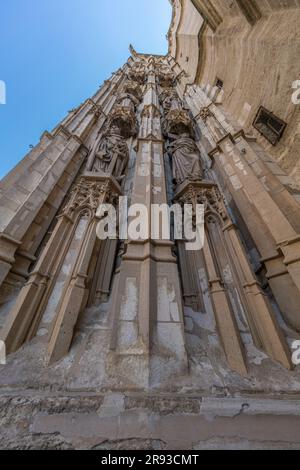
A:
0;1;300;449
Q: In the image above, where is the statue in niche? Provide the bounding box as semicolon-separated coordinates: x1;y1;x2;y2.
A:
93;124;129;182
117;92;139;113
161;89;182;112
167;132;203;186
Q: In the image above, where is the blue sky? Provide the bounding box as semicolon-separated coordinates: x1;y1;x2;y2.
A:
0;0;171;178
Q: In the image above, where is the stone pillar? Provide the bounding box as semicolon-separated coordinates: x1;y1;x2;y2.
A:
1;173;122;362
108;66;188;387
202;231;248;376
46;173;121;364
174;180;292;371
177;241;204;312
185;83;300;332
1;213;73;353
90;239;118;304
212;137;300;331
224;221;292;369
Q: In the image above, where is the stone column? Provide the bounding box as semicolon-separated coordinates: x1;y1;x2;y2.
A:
174;180;292;371
90;239;118;304
224;222;292;369
1;173;121;362
108;65;188;387
202;230;248;376
212;137;300;331
1;213;73;353
185;83;300;332
46;173;121;364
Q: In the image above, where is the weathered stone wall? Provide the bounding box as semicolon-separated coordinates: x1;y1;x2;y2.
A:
170;0;300;183
1;393;300;450
0;1;300;450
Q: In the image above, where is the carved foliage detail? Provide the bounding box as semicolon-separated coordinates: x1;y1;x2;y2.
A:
61;178;116;218
177;185;229;224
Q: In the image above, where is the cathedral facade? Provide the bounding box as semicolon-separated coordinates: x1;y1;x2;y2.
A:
1;0;300;450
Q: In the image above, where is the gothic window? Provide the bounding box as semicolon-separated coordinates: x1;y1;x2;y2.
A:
253;106;286;146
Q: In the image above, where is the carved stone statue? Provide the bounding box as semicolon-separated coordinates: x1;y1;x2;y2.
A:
93;124;129;182
156;65;175;88
127;63;146;84
117;92;139;113
167;132;203;186
160;89;182;112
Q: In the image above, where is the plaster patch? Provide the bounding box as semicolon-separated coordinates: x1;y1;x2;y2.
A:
238;102;252;127
223;265;233;283
153;165;162;178
138;164;150;177
236;162;248;175
245;336;269;366
157;278;180;323
185;316;194;332
36;328;48;337
152;186;162;195
224;164;235;177
170;302;180;322
230;175;243;190
120;278;138;321
153;152;161;165
118;321;139;349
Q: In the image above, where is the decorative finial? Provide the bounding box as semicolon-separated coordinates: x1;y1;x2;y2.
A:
129;44;137;57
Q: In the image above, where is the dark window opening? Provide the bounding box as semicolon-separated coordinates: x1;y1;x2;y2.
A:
253;106;286;146
215;78;224;89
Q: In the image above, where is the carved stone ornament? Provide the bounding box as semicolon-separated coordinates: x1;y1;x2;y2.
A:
93;123;129;181
141;104;161;119
198;106;212;123
159;88;182;112
109;105;138;138
122;80;143;102
116;93;139;114
127;64;147;85
176;183;229;223
156;66;176;88
88;102;103;119
162;108;194;137
61;178;112;218
167;134;203;186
